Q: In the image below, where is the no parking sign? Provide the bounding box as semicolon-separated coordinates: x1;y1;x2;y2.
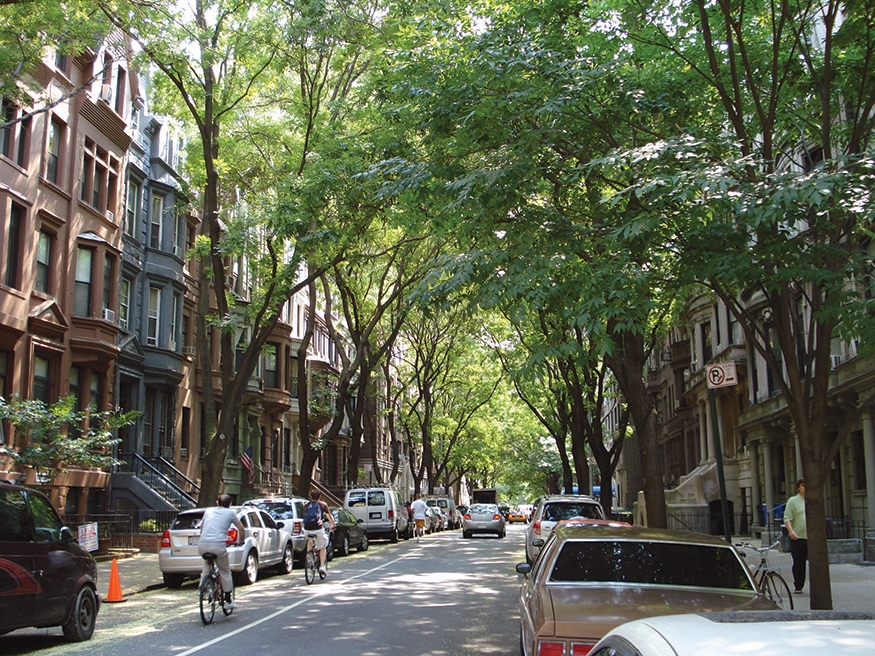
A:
706;361;738;389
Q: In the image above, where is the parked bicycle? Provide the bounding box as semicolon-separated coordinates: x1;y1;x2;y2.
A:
736;540;794;610
199;553;234;624
304;529;328;585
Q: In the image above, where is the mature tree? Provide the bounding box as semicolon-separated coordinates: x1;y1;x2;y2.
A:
599;0;875;608
109;0;378;503
0;395;138;489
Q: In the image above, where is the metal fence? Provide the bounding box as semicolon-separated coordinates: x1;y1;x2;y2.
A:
667;510;867;544
65;510;178;554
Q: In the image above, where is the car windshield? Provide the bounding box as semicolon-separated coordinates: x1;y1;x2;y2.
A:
469;504;497;514
549;540;754;591
252;502;296;520
543;502;603;522
171;512;204;530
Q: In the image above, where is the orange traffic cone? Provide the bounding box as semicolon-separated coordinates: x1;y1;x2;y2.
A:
105;558;126;603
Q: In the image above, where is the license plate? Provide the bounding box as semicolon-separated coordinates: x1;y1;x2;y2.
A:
369;512;382;519
477;523;486;528
188;535;199;545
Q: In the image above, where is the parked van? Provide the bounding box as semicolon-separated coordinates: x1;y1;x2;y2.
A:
344;488;408;542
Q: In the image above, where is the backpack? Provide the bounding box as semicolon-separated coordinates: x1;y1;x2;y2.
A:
302;501;323;530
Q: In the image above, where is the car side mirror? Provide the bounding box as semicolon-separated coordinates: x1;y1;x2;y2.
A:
60;526;76;543
276;521;285;529
516;563;532;576
357;518;364;524
531;538;545;548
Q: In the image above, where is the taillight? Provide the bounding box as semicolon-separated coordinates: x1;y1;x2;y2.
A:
292;519;302;536
537;641;565;656
533;520;541;535
388;510;394;519
226;527;238;546
493;514;502;521
570;643;594;655
464;513;471;520
160;529;171;549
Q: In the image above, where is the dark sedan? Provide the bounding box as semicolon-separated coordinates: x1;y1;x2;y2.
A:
326;507;368;560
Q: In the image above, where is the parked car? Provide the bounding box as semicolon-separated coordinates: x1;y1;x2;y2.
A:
344;487;408;542
0;482;100;641
525;494;605;563
590;610;875;656
515;525;779;656
498;505;511;519
462;503;506;538
326;507;368;560
159;505;295;588
506;508;528;524
243;496;309;562
425;496;461;529
425;506;442;533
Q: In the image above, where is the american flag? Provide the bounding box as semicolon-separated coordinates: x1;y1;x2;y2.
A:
240;445;255;482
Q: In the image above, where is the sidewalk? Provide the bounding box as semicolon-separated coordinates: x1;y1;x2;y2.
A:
95;551;875;611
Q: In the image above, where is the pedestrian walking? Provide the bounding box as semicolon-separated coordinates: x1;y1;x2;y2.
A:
410;493;428;542
783;478;807;594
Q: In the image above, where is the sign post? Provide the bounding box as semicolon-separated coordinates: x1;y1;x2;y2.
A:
706;362;737;544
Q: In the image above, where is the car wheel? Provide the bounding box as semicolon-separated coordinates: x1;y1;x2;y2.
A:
234;550;258;585
390;528;399;543
462;530;471;539
62;586;97;642
326;539;335;562
338;534;350;557
162;572;185;589
358;532;369;552
276;542;294;574
499;529;506;538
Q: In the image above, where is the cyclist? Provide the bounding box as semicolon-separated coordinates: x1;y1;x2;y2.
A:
303;489;336;577
198;494;244;609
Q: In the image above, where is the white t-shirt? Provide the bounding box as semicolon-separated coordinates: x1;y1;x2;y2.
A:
199;507;240;544
410;499;428;521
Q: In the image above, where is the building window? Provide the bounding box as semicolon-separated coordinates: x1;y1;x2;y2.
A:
90;371;101;411
1;100;14;159
35;230;52;294
74;247;93;316
80;139;118;213
701;321;712;364
170;292;180;350
5;203;23;289
70;365;82;409
33;355;52;404
103;254;115;317
125;178;140;237
46;118;63;185
150;194;163;249
114;67;126;115
174;212;185;257
14;113;30;168
180;406;190;454
264;345;278;388
147;286;160;346
55;52;68;74
119;276;131;330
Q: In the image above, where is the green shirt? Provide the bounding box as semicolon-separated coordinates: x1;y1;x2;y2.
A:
783;493;806;540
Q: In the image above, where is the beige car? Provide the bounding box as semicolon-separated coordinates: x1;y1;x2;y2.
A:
515;525;779;656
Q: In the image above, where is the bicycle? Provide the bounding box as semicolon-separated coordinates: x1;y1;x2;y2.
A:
736;540;794;610
199;553;234;624
304;530;328;585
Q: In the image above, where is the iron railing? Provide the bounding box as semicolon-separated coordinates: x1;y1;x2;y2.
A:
123;453;197;510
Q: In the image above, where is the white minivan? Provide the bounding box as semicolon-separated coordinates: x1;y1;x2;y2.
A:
343;488;409;542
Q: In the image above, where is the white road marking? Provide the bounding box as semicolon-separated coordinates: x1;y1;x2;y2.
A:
176;550;418;656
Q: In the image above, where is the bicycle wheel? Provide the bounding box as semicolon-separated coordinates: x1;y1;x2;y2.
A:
199;574;217;625
761;571;794;610
304;547;316;585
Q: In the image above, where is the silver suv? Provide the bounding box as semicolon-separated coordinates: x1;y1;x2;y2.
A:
243;497;309;562
159;505;294;588
525;495;605;563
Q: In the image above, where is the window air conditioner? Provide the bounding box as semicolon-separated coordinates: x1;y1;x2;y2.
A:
182;345;196;356
168;339;177;351
106;210;115;222
99;84;112;102
172;245;183;258
102;308;115;323
179;448;188;458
